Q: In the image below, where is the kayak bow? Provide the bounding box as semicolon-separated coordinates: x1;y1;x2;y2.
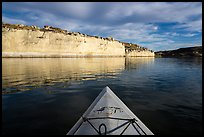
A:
67;86;154;135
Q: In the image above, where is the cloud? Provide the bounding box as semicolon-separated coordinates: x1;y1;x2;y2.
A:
164;32;180;37
182;33;197;37
105;23;165;43
142;41;201;51
2;16;27;24
3;2;201;27
173;18;202;32
104;2;201;24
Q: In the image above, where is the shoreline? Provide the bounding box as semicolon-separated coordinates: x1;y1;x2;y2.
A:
2;52;155;58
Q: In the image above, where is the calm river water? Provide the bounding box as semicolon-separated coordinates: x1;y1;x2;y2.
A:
2;57;202;135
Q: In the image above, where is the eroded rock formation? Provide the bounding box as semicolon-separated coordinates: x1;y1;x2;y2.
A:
2;23;155;57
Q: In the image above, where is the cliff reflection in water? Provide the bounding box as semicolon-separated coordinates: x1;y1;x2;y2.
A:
2;57;154;94
125;57;154;70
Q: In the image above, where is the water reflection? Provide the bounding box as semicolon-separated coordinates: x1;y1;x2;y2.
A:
125;57;154;70
2;57;154;94
2;57;201;135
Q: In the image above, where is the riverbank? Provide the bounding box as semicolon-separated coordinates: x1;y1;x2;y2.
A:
155;46;202;57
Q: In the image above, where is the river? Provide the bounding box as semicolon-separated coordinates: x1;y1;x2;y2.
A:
2;57;202;135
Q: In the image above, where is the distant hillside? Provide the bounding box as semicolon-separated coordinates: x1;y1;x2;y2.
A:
155;46;202;57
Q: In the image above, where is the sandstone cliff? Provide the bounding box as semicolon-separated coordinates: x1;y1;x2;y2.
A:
2;23;155;57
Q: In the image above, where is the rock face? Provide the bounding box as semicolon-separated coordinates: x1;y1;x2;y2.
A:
155;46;202;57
123;42;154;57
2;23;155;57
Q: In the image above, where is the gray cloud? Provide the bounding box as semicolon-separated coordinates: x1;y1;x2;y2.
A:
2;16;27;24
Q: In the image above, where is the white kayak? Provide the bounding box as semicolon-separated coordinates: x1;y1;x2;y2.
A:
67;86;154;135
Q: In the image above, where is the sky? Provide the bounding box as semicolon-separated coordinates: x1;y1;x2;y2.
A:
2;2;202;51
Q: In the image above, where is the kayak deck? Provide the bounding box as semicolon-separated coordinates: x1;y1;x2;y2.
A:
67;86;154;135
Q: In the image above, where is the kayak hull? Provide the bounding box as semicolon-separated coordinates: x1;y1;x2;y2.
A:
67;86;154;135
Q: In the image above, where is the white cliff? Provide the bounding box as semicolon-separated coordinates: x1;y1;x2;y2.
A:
2;23;154;57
